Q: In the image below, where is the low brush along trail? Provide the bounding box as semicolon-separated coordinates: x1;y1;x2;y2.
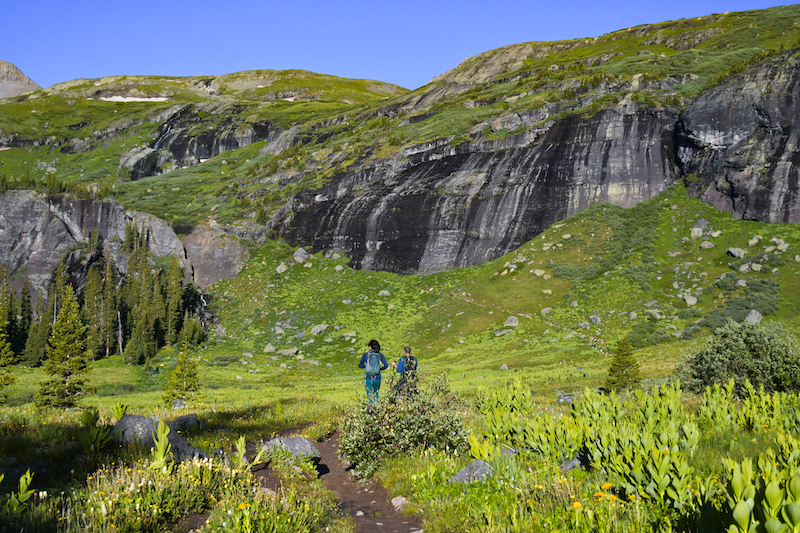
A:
175;429;423;533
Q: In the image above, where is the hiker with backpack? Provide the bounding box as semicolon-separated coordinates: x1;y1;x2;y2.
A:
392;345;418;397
358;339;388;404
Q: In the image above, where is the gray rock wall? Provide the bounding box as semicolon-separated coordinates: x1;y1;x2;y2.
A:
677;52;800;223
0;191;248;296
278;99;678;273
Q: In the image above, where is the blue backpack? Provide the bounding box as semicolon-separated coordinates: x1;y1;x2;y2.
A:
365;352;382;377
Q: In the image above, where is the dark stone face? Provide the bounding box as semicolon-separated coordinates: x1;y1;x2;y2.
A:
677;53;800;224
278;103;679;273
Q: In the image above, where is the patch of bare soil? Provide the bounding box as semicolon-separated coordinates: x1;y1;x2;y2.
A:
316;431;423;533
175;428;423;533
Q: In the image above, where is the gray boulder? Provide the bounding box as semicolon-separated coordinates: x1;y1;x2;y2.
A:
293;247;309;263
745;309;763;325
589;314;602;325
557;394;575;404
112;414;208;462
262;436;321;465
561;451;591;472
171;399;186;410
168;414;201;434
727;247;747;259
449;459;493;484
503;316;519;327
499;363;509;370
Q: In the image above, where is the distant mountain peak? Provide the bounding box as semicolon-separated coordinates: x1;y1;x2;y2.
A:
0;60;41;98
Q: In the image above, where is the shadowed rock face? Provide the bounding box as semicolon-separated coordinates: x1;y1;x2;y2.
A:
121;104;274;180
278;100;678;273
677;53;800;223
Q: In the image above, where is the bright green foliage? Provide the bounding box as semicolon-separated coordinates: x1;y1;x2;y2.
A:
149;419;173;471
163;341;201;405
339;375;469;479
76;407;113;460
605;335;641;392
680;320;800;394
35;286;92;408
177;313;206;346
698;379;737;430
110;402;128;421
722;434;800;533
3;469;35;515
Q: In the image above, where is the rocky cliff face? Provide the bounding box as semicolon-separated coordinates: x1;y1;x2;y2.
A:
116;103;275;180
0;191;248;297
271;51;800;272
0;60;40;99
677;52;800;224
278;98;677;272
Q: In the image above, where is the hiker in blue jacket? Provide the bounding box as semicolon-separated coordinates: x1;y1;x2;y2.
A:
392;345;418;397
358;339;388;403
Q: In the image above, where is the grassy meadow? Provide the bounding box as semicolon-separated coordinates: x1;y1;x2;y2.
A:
2;182;800;531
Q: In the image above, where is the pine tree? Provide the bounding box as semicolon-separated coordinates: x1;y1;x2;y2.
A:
178;313;206;347
17;278;33;356
165;257;184;345
0;266;16;358
36;286;92;408
48;258;69;325
83;266;103;359
162;341;201;405
24;298;51;367
100;253;119;357
0;283;16;400
605;336;641;392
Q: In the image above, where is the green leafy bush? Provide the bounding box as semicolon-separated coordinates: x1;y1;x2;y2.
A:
338;375;469;479
678;320;800;394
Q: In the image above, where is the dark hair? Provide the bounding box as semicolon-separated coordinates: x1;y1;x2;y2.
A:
404;345;412;354
368;339;380;352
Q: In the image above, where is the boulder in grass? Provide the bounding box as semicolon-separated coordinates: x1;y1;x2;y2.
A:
745;309;763;325
503;316;519;327
262;436;321;465
171;399;187;410
112;414;208;462
293;248;309;263
168;414;201;434
727;248;746;259
448;459;493;484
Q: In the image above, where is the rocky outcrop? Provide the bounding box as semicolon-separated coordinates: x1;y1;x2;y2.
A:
0;60;40;99
182;224;250;289
677;52;800;223
0;191;247;297
119;104;274;179
277;98;678;273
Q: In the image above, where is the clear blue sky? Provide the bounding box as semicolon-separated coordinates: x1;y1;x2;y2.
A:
2;0;792;91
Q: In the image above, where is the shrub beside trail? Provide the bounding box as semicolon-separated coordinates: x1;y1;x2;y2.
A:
338;374;469;479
